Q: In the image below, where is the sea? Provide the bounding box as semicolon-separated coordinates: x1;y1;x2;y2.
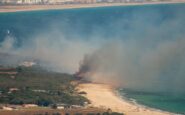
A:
0;3;185;114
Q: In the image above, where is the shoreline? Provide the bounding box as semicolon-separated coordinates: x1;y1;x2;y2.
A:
0;1;185;13
78;83;173;115
114;89;175;115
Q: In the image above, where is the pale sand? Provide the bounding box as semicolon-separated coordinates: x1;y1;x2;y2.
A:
0;1;185;13
78;83;173;115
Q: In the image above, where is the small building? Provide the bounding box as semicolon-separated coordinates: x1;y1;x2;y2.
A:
71;105;83;109
17;0;23;3
2;106;13;111
57;106;64;109
55;103;71;109
8;88;19;93
19;61;36;67
32;89;47;93
23;104;38;108
73;0;96;4
1;0;17;4
83;102;89;107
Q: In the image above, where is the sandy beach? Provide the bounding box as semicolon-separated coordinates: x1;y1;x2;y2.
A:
0;1;185;13
78;83;173;115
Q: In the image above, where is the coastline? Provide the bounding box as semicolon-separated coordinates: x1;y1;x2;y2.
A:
114;89;175;115
78;83;173;115
0;1;185;13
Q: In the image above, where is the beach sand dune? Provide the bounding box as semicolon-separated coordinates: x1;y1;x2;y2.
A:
78;83;173;115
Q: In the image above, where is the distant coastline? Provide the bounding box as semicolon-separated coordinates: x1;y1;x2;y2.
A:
0;1;185;13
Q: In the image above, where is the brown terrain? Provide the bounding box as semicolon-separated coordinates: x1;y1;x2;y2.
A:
0;107;106;115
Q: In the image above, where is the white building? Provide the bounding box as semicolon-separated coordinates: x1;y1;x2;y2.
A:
19;61;36;67
16;0;42;4
1;0;73;4
17;0;23;3
48;0;75;4
1;0;17;4
48;0;64;4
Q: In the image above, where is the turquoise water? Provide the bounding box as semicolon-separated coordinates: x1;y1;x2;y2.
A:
1;3;185;114
0;3;185;46
119;89;185;114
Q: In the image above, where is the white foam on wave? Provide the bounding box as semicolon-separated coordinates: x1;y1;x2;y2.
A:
115;88;180;115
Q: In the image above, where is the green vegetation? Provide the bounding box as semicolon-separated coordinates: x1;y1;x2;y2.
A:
0;65;89;106
102;112;124;115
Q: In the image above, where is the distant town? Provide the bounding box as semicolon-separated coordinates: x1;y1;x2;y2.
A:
0;0;175;5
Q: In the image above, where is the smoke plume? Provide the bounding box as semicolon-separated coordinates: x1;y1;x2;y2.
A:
0;4;185;93
78;38;185;93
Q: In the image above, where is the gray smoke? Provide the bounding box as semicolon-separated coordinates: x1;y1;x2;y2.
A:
1;5;185;94
0;30;99;73
77;7;185;93
78;38;185;94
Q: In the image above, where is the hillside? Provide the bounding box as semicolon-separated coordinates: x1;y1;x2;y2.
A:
0;65;89;106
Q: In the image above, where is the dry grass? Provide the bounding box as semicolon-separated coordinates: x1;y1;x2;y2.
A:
0;107;106;115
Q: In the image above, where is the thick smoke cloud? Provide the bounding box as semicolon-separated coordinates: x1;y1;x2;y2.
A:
76;5;185;93
1;4;185;93
0;30;99;73
78;38;185;93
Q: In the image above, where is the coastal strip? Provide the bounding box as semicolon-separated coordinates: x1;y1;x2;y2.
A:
78;83;173;115
0;1;185;13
